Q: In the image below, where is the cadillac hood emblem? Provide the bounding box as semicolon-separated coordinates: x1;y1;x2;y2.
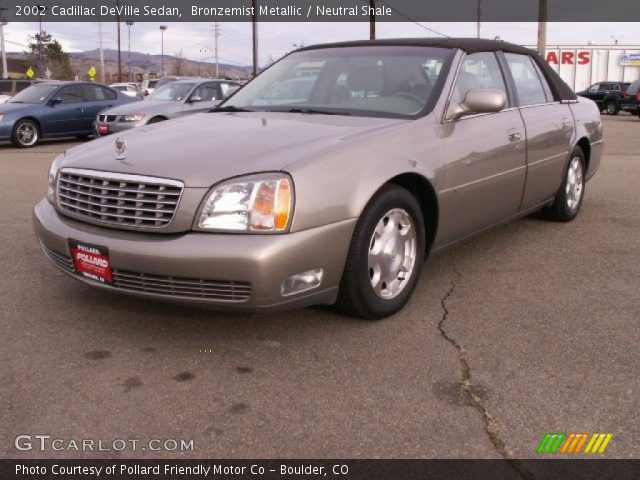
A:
115;137;126;160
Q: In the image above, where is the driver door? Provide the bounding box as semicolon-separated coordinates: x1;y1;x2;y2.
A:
42;84;85;135
182;82;221;115
438;51;527;245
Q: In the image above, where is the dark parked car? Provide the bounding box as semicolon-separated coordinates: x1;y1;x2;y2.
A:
577;81;631;115
619;79;640;116
0;81;137;147
0;78;45;103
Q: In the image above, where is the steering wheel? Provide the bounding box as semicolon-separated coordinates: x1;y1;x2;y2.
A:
392;92;426;106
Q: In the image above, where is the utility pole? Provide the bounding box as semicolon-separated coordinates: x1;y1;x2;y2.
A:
116;0;122;82
213;22;219;78
369;0;375;40
38;14;44;76
476;0;481;38
537;0;548;55
126;21;134;82
159;25;167;76
98;22;105;83
252;0;258;77
0;8;7;79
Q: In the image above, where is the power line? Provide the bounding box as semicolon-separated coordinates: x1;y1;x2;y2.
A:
374;0;449;37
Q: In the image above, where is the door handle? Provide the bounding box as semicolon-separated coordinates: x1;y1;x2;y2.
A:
560;117;572;130
508;129;522;142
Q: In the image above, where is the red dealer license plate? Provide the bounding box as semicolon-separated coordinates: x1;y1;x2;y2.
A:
97;123;109;135
69;240;113;284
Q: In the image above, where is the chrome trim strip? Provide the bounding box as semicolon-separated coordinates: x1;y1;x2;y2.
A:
526;151;569;167
59;168;184;188
440;164;527;193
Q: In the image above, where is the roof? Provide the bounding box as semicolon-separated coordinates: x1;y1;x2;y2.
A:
299;37;577;102
299;38;538;55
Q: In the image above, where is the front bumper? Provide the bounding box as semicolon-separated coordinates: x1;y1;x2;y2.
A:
33;199;356;311
0;121;13;141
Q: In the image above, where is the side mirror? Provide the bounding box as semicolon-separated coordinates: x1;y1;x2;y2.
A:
189;95;203;103
49;97;62;106
447;89;506;120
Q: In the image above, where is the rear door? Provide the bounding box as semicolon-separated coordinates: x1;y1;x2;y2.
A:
439;51;527;243
81;84;118;131
502;52;575;210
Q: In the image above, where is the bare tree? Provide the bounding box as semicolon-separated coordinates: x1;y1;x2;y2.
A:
172;49;188;76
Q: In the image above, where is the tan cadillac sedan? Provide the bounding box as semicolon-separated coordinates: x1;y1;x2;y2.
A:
34;39;603;319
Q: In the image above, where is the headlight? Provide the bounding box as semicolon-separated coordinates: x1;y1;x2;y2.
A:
198;173;293;233
47;154;63;203
121;114;147;122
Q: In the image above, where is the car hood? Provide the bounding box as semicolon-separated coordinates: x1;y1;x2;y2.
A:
59;111;407;187
103;100;178;116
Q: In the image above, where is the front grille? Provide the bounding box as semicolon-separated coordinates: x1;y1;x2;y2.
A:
112;270;251;302
40;245;251;302
57;169;183;229
98;114;118;123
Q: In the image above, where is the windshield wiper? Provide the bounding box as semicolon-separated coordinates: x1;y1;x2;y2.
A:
212;105;256;112
280;107;351;116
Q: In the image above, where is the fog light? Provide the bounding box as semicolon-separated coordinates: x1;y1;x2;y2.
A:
281;268;323;296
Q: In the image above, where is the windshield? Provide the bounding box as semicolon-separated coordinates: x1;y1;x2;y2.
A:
150;83;195;101
9;84;58;104
222;46;453;118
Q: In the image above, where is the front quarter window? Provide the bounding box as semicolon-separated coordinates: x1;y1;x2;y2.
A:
221;46;454;118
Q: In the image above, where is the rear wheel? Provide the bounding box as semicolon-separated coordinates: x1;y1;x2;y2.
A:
542;146;586;222
605;100;619;115
11;119;39;148
336;185;425;320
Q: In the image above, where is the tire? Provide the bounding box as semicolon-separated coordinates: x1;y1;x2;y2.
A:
541;146;586;222
336;184;426;320
11;119;40;148
605;100;619;115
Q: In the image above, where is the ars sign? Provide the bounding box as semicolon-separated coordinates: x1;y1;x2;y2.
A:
546;51;591;65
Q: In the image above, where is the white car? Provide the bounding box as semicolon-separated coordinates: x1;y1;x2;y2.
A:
110;83;141;98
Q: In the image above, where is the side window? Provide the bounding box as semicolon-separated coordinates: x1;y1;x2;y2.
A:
613;84;621;92
191;83;218;101
504;53;548;106
219;83;230;97
57;85;84;104
83;85;117;101
453;52;507;105
588;83;600;93
598;83;611;91
15;81;32;93
530;60;554;101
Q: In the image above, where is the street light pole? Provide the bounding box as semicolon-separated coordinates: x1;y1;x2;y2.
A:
38;15;44;76
252;0;258;77
126;21;134;82
159;25;167;77
0;8;8;79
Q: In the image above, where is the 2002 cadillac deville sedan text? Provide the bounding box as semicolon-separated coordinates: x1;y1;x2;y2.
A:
34;39;603;319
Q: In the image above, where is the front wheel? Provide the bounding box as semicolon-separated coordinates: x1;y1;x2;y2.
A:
11;119;40;148
542;147;586;222
336;185;425;320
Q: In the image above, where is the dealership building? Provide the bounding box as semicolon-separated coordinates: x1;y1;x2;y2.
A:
529;44;640;92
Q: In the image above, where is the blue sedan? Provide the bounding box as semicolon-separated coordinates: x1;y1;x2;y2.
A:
0;81;137;147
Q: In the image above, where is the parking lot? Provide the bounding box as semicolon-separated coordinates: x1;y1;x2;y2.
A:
1;114;638;460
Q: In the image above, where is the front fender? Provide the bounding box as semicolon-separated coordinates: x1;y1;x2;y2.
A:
287;114;445;232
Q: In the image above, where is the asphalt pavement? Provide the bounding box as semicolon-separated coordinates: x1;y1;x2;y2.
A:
1;115;638;462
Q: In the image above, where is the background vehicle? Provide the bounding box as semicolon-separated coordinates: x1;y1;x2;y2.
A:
95;78;240;135
35;39;603;319
110;82;142;98
577;81;630;115
620;78;640;116
0;81;136;147
0;78;45;104
0;95;11;104
141;78;159;97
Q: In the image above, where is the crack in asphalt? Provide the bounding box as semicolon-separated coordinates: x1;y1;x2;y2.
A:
437;254;535;480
